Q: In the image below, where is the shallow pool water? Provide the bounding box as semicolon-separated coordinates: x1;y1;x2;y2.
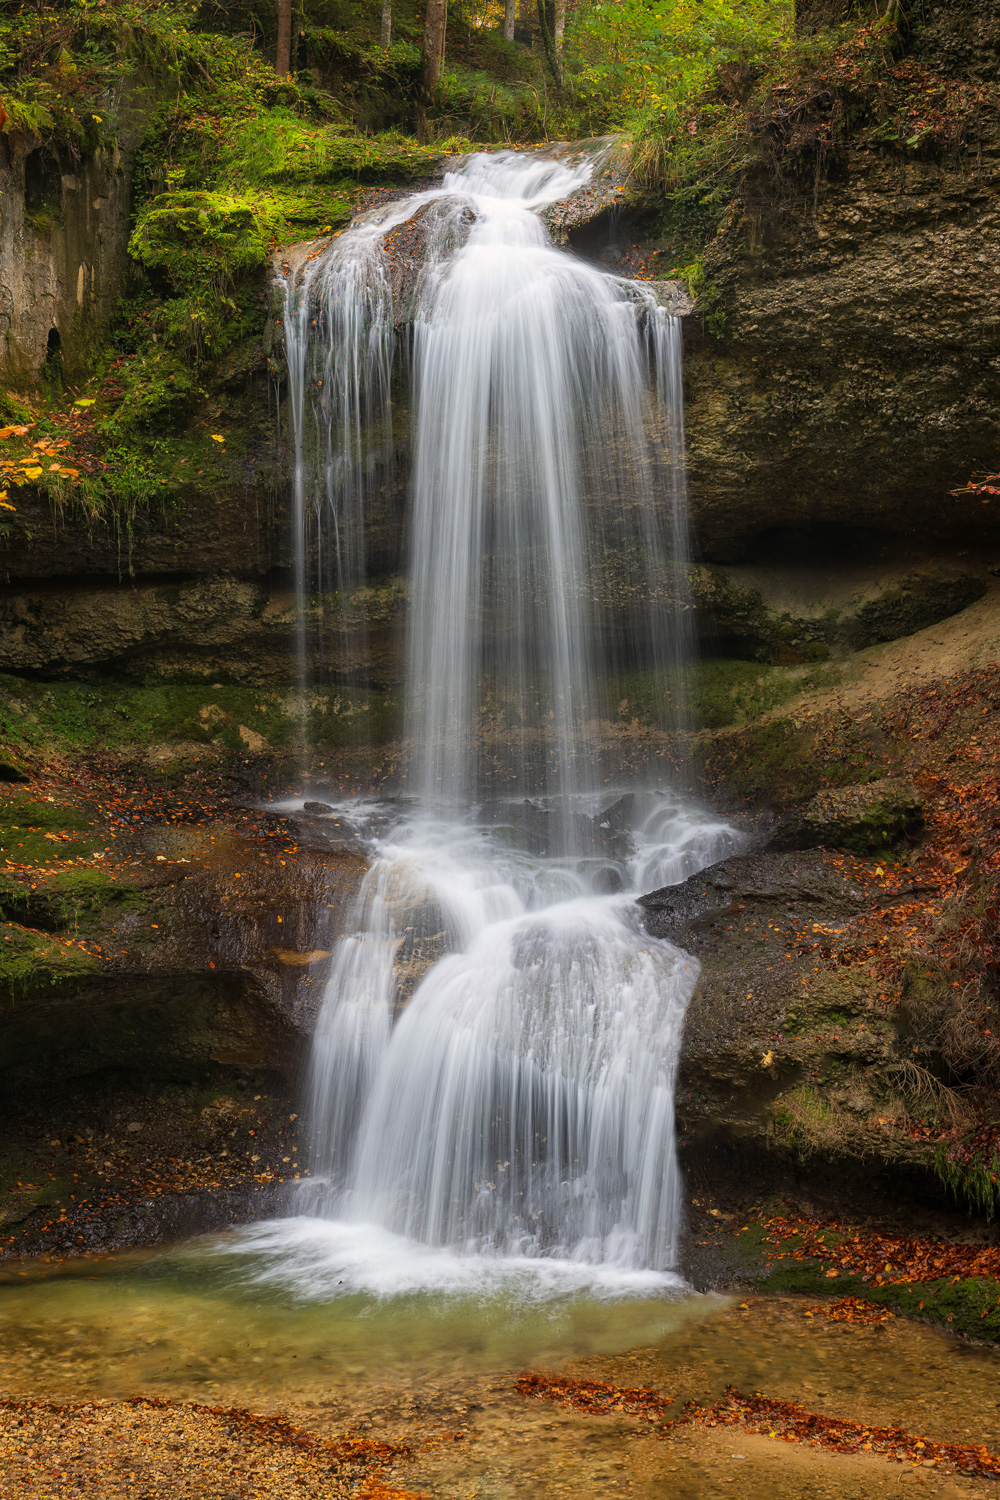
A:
0;1223;713;1403
4;1234;1000;1497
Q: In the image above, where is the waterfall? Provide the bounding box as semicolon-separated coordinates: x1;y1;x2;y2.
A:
280;151;739;1287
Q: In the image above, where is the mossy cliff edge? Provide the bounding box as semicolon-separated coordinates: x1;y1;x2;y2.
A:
4;1;1000;684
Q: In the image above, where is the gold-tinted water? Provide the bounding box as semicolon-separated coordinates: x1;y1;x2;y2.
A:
1;1248;998;1497
0;1246;712;1402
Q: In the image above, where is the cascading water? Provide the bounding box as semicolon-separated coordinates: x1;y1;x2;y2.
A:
272;150;740;1292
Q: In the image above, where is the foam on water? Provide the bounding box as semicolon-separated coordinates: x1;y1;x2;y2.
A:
225;1215;683;1303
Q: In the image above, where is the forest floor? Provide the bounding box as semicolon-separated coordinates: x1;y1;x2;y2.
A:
778;584;1000;723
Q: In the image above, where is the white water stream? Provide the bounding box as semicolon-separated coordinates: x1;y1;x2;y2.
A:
263;151;739;1296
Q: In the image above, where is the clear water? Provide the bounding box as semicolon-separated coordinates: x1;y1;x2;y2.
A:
0;1243;711;1401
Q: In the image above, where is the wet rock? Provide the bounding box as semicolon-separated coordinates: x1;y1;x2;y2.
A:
638;848;860;942
594;793;637;861
640;847;941;1217
302;801;334;815
773;778;924;854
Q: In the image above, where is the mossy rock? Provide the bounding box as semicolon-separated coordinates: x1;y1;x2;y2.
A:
319;135;448;182
851;575;988;649
775;777;924;853
0;869;145;933
0;923;99;1002
129;191;284;291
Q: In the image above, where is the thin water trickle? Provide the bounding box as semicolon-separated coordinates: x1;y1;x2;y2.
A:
277;148;738;1292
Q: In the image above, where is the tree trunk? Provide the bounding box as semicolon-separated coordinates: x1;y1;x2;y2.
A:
504;0;516;41
276;0;292;76
418;0;447;139
536;0;562;89
381;0;392;48
554;0;565;54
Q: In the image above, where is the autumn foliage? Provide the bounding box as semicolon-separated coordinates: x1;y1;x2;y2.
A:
517;1370;1000;1480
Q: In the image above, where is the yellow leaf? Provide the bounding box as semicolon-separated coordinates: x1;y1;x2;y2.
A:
92;114;102;123
210;433;225;443
0;501;15;511
22;466;43;479
73;397;96;408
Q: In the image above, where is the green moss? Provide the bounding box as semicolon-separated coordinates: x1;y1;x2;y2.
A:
731;1221;1000;1342
832;800;920;854
100;351;199;439
0;794;97;866
771;1084;836;1153
0;675;401;758
603;659;842;732
0;390;36;424
935;1137;1000;1221
701;707;893;805
783;779;925;854
0;869;146;934
131;190;285;285
0;922;99;1003
670;257;727;337
699;717;827;802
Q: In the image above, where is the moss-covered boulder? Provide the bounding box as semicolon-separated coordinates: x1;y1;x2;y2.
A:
775;778;924;854
639;845;954;1219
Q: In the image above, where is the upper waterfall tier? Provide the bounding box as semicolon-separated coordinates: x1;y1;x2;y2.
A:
282;149;692;804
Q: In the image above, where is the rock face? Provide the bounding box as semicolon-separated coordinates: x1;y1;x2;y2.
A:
639;847;941;1212
681;6;1000;565
0;486;407;686
4;2;1000;686
683;144;1000;562
6;48;1000;679
0;91;153;383
0;808;366;1097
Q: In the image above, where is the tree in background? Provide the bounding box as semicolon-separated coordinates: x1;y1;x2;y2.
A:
537;0;566;87
568;0;791;126
381;0;393;48
419;0;449;139
275;0;292;75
